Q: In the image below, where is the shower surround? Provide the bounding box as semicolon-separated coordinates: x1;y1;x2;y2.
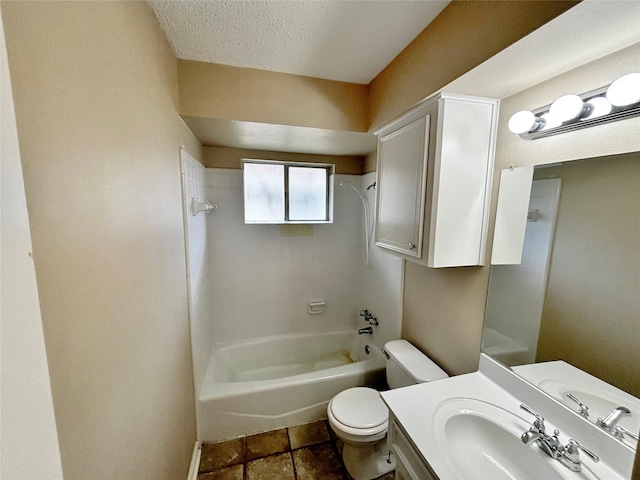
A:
181;165;404;438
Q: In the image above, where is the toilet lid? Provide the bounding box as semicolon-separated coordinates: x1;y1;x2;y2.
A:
330;387;387;429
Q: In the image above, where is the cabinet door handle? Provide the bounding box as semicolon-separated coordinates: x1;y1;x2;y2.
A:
408;243;416;249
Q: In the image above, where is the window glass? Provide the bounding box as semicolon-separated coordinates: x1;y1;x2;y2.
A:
242;160;333;224
288;166;328;221
243;163;285;223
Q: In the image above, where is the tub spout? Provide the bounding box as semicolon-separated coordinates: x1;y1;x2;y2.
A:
358;327;373;335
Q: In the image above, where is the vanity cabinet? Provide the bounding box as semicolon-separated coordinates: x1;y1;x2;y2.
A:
388;415;437;480
374;93;499;267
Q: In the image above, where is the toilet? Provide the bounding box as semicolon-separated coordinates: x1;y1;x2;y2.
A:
327;339;448;480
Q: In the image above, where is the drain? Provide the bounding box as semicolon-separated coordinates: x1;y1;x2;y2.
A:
364;345;370;355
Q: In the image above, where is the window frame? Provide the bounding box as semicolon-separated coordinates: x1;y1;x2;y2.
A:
241;159;335;224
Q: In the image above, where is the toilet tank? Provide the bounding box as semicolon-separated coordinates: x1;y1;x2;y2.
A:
384;340;449;389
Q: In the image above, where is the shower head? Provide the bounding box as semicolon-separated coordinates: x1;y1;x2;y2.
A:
339;180;358;192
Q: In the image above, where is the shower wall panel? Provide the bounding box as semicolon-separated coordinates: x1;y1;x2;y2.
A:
181;151;212;394
206;169;364;344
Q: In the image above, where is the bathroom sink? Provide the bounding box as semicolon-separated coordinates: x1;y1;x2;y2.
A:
432;398;602;480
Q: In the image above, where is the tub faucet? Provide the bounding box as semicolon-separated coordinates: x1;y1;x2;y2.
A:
358;327;373;335
360;309;379;326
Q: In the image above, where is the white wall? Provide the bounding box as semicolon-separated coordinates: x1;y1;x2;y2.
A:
358;172;404;350
206;170;365;344
0;9;63;478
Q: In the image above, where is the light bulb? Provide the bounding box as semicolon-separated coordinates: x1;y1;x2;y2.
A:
582;96;612;120
508;110;543;134
606;73;640;107
549;95;587;122
540;112;562;131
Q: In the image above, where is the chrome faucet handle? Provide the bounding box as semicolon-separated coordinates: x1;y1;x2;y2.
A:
566;439;599;463
359;309;372;321
612;425;639;441
520;404;546;430
368;316;379;326
566;393;590;418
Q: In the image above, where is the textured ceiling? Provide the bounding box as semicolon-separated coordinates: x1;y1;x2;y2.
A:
149;0;449;84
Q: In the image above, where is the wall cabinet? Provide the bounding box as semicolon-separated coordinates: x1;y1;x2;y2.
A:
374;93;499;268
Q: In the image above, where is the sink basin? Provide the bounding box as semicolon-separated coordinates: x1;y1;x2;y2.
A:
432;398;601;480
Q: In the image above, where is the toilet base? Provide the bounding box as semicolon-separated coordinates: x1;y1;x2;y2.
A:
341;440;396;480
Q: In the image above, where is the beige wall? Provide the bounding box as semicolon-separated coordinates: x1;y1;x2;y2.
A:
364;151;377;174
401;44;640;376
2;2;201;479
0;9;63;477
368;1;578;130
204;146;365;174
535;155;640;398
179;60;369;132
403;266;491;375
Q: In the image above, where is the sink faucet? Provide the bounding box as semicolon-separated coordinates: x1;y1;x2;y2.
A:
520;404;599;472
566;393;590;419
358;326;373;335
597;406;633;439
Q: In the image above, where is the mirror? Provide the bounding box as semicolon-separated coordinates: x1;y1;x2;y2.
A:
482;152;640;448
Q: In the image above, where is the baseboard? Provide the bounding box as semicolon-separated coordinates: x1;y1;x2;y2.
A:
187;441;201;480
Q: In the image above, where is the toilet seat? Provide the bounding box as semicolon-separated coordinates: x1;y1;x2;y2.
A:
328;387;388;437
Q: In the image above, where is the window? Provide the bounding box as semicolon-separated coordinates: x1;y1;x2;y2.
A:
242;160;334;224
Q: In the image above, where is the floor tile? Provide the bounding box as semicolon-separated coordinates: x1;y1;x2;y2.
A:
246;428;290;461
246;452;295;480
288;420;331;449
199;437;245;473
292;443;348;480
197;464;244;480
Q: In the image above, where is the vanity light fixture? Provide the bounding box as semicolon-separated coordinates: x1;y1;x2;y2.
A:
508;72;640;140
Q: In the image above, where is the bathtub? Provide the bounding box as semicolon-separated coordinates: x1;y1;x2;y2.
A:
197;330;386;442
481;327;531;366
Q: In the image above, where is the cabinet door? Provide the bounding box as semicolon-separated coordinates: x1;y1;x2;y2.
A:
389;418;438;480
375;115;430;257
491;166;534;264
428;97;496;267
394;458;412;480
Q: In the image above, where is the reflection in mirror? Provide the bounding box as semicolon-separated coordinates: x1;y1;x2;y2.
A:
483;153;640;448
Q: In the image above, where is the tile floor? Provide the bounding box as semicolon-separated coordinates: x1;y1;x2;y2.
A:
198;419;395;480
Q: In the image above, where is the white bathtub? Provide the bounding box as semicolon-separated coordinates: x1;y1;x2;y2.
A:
197;330;386;442
481;327;530;366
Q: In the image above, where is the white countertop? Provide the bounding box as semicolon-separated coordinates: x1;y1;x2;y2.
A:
381;371;627;480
